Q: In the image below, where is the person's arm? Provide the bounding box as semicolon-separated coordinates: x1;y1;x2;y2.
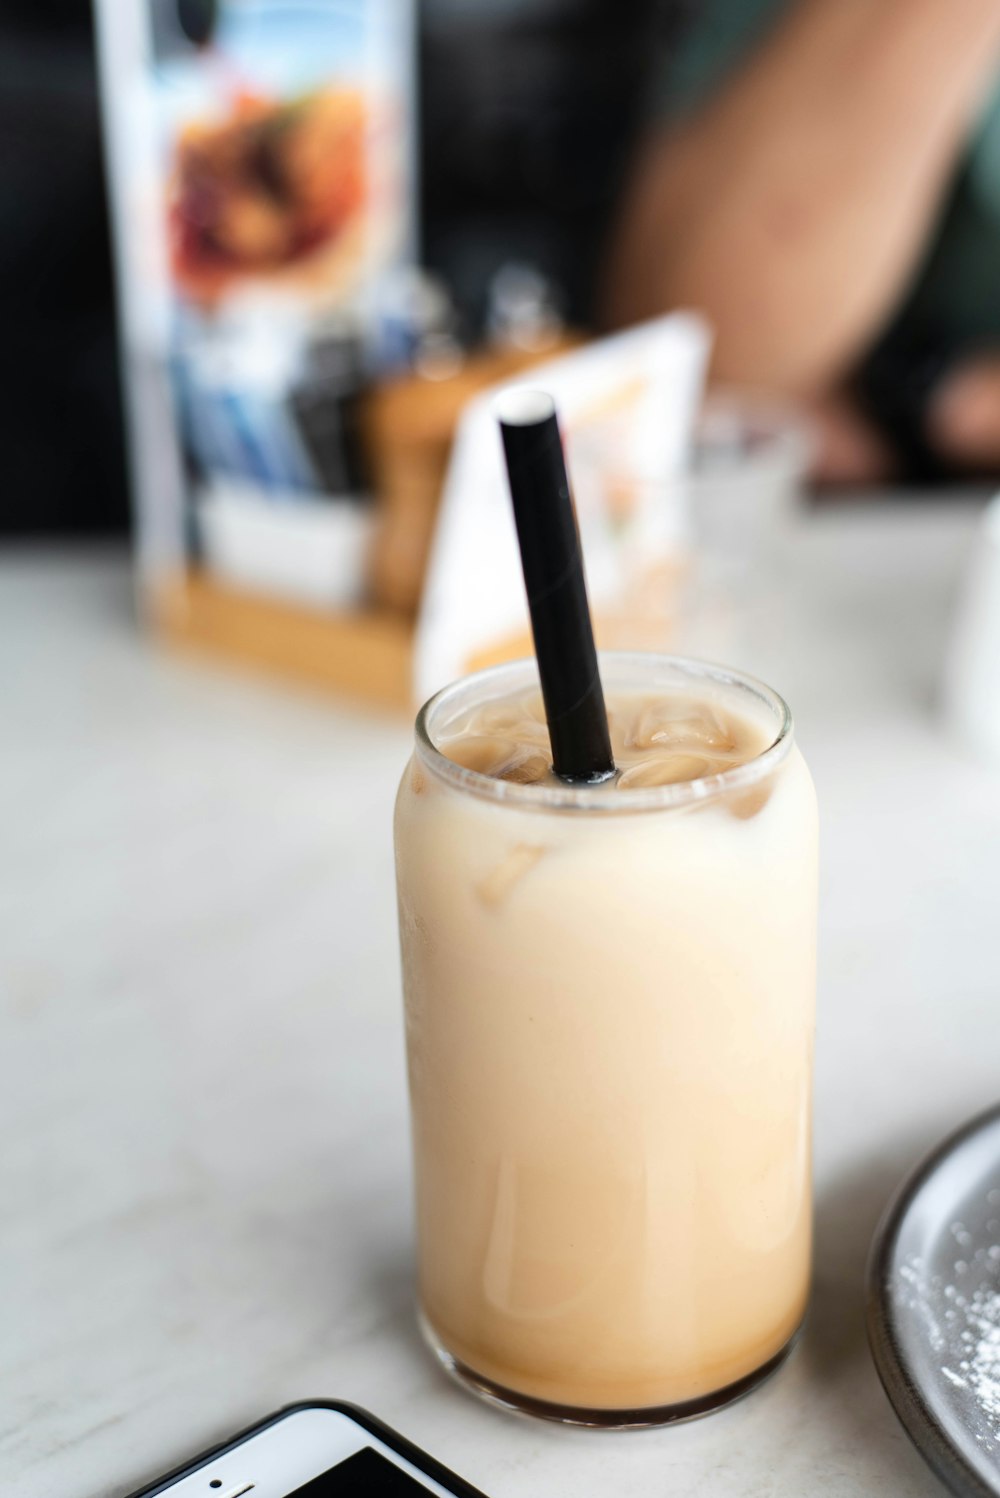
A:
603;0;1000;393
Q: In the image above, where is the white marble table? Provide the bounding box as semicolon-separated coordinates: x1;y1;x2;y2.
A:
4;503;1000;1498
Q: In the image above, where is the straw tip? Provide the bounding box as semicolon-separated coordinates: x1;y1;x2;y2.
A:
494;387;556;428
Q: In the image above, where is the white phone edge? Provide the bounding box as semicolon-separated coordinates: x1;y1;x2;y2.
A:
159;1405;459;1498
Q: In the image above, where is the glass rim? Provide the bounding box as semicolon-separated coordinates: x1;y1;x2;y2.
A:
414;652;794;814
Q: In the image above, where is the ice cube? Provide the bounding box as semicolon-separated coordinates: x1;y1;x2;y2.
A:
518;690;548;725
498;753;551;785
476;843;545;906
726;781;774;820
617;754;716;788
625;700;737;755
488;714;549;748
467;693;549;746
440;735;522;777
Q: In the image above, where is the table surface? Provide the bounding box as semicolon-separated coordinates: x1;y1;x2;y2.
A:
5;501;1000;1498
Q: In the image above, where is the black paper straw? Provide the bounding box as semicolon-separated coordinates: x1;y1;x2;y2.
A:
497;389;616;784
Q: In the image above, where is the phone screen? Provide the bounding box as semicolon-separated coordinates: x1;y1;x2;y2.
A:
288;1447;437;1495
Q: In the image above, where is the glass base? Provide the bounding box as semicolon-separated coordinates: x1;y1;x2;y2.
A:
418;1309;800;1429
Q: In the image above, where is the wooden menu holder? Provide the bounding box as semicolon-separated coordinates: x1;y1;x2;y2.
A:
148;338;582;713
151;569;416;711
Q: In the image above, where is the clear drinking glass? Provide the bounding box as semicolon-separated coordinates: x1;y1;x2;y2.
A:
394;653;818;1427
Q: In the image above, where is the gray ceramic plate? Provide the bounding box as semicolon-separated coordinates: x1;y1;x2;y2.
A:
868;1107;1000;1497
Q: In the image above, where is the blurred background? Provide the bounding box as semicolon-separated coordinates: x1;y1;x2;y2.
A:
3;0;677;539
10;0;1000;687
9;9;1000;1492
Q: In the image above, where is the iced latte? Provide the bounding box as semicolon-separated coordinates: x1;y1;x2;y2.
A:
394;653;817;1425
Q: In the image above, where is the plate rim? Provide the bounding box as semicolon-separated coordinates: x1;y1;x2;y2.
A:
866;1103;1000;1498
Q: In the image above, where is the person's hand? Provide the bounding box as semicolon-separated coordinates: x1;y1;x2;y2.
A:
784;359;1000;485
926;354;1000;471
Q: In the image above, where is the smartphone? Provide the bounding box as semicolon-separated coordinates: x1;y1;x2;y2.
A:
125;1402;489;1498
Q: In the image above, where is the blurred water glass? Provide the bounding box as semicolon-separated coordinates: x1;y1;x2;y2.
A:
678;392;814;665
574;392;813;669
689;392;813;572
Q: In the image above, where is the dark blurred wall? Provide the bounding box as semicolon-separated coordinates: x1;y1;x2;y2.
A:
0;1;129;537
420;0;683;332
